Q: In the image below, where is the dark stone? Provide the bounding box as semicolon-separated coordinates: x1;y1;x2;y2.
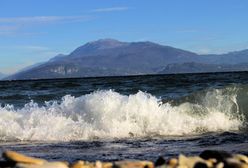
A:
0;161;16;167
155;156;166;166
194;162;208;168
144;165;149;168
199;150;232;162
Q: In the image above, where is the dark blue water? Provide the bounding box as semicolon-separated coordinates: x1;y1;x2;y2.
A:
1;72;248;162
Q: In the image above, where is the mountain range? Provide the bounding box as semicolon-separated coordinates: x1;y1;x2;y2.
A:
5;39;248;80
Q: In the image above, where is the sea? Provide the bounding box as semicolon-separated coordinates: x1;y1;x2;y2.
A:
0;72;248;162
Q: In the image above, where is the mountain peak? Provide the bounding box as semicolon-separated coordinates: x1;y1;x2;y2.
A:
90;38;121;43
69;38;128;57
85;38;127;49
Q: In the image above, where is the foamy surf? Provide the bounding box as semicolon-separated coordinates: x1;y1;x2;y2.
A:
0;89;243;141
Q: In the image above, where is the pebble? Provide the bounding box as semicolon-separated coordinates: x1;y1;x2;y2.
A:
155;157;166;167
113;161;154;168
1;150;248;168
199;150;232;163
234;154;248;164
16;162;69;168
70;160;113;168
2;151;46;165
167;158;178;167
70;161;85;168
178;154;213;168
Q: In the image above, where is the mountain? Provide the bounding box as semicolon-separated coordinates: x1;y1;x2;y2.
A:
5;39;248;80
6;39;199;80
16;62;45;74
159;62;248;74
197;49;248;65
48;54;67;62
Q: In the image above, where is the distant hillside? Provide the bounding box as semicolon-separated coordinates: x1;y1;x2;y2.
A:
6;39;199;80
159;62;248;74
5;39;248;80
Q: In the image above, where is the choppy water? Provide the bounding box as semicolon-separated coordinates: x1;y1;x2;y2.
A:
1;72;248;162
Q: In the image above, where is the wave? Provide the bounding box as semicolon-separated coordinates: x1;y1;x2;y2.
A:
0;88;244;141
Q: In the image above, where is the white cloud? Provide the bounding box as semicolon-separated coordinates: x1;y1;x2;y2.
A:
0;15;92;24
18;45;50;51
0;25;19;35
0;25;18;31
91;7;129;13
0;15;93;36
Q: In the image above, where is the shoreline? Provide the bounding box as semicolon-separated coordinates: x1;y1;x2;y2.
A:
1;150;248;168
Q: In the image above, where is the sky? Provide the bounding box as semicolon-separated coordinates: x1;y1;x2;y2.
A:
0;0;248;74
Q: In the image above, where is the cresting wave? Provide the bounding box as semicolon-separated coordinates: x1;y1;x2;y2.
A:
0;88;244;141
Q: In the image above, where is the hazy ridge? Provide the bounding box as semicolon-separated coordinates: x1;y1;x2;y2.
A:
5;39;248;80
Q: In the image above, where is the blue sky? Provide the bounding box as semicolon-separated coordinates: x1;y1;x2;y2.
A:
0;0;248;74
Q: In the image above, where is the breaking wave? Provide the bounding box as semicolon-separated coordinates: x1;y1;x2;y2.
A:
0;88;244;141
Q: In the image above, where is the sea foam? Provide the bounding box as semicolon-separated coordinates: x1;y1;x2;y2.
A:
0;89;243;141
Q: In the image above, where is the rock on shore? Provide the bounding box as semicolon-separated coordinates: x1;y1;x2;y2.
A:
1;150;248;168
